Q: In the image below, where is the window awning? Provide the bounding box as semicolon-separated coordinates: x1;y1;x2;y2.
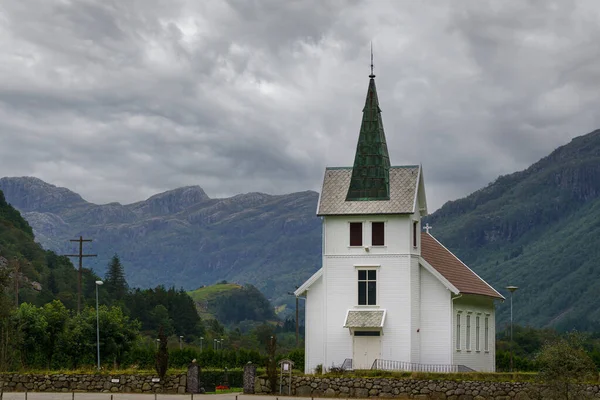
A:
344;309;386;328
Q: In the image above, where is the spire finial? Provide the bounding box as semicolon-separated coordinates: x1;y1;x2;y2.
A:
369;42;375;78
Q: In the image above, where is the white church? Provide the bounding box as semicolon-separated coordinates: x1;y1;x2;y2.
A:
294;69;504;373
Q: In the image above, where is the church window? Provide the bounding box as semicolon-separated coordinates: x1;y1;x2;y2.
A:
372;222;385;246
456;314;461;350
413;221;418;247
484;317;489;351
350;222;363;246
358;269;376;305
466;315;471;351
476;316;481;351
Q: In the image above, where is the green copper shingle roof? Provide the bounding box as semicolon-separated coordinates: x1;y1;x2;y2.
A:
346;77;391;201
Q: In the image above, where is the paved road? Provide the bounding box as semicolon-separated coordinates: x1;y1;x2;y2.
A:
0;394;324;400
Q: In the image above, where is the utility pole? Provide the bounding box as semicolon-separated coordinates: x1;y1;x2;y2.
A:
64;236;97;314
506;285;519;373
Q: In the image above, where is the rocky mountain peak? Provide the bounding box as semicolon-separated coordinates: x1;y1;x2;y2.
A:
128;185;210;216
0;177;87;212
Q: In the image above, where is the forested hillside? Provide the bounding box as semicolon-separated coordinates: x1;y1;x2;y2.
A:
188;282;277;327
426;128;600;331
0;193;304;372
0;189;99;310
0;194;206;370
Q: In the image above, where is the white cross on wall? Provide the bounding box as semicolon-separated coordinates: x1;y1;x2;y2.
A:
423;223;432;234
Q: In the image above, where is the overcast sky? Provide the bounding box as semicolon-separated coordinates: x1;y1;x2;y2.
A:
1;0;599;211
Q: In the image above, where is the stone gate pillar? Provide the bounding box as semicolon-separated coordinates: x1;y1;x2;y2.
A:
243;362;257;394
187;360;201;393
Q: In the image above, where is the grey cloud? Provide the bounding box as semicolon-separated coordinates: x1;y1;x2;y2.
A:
0;0;599;210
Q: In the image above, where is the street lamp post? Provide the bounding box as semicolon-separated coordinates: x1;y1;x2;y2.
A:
288;290;300;347
156;338;161;350
220;338;224;368
95;280;103;370
200;337;204;352
179;335;184;350
506;285;519;372
288;288;306;348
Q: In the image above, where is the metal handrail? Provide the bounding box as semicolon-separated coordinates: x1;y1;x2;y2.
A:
371;359;475;373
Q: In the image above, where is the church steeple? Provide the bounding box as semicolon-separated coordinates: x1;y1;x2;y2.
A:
345;56;391;201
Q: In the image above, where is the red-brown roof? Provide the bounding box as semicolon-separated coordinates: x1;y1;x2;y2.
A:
421;232;504;299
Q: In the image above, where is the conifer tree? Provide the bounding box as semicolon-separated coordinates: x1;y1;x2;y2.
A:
155;326;169;380
266;334;278;392
104;254;129;300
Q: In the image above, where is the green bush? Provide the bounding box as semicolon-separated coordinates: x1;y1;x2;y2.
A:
536;332;598;398
283;349;304;371
122;346;155;369
495;349;539;372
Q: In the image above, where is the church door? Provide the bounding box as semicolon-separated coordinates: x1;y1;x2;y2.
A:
353;331;381;369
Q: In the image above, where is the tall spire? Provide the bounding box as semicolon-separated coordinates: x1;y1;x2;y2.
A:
345;49;391;202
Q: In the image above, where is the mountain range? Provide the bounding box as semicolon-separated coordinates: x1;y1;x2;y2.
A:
0;177;321;305
427;128;600;331
3;128;600;330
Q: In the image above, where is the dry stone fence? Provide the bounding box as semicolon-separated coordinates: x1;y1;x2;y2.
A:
0;373;186;393
253;375;600;399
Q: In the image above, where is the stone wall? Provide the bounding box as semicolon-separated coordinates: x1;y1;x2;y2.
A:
255;375;600;399
0;373;187;394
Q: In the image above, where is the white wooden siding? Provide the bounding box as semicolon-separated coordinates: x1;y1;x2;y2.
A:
323;215;412;255
452;296;496;372
318;209;428;369
304;273;324;373
410;255;421;363
323;253;412;369
419;266;452;364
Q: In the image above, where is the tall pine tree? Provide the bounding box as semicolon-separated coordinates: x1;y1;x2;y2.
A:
104;254;129;300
